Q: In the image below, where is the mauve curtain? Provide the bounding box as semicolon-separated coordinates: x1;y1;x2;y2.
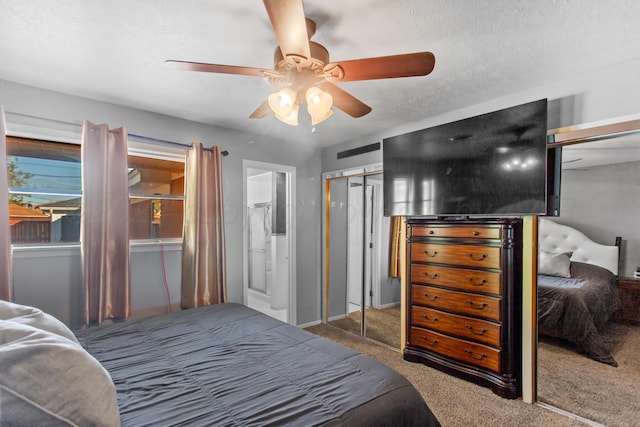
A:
0;106;13;301
389;216;403;278
181;142;227;308
81;121;131;325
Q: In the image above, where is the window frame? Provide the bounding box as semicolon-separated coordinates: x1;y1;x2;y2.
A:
6;133;186;246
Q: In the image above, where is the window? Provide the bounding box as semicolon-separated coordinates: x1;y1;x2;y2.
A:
6;136;185;244
128;154;184;240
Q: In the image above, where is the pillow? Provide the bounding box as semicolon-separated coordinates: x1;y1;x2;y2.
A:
538;250;572;278
0;299;79;345
0;320;121;426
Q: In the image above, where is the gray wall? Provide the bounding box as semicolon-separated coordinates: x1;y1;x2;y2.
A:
557;161;640;277
2;79;322;327
12;246;83;326
12;243;183;327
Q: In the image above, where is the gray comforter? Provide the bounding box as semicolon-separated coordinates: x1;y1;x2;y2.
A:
75;303;439;426
538;262;619;366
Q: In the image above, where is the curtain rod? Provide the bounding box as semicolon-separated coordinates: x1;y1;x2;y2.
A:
128;133;229;156
5;111;229;156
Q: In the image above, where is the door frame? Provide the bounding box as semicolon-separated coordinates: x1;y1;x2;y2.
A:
243;160;296;325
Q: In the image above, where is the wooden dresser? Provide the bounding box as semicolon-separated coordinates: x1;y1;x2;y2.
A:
404;218;522;399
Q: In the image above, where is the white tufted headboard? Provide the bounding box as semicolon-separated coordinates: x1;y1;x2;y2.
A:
538;218;620;276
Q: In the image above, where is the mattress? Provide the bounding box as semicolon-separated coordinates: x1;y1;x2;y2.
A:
74;303;440;426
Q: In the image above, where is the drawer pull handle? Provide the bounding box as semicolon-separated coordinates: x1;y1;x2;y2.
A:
424;250;438;257
466;278;488;286
423;272;439;280
422;336;438;346
465;300;488;310
422;314;439;323
472;231;480;236
467;253;488;261
422;293;439;302
465;325;488;335
465;349;487;360
428;230;435;235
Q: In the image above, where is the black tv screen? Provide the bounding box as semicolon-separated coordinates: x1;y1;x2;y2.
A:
383;99;549;217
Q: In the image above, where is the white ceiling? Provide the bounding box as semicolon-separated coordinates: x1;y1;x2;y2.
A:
1;0;640;149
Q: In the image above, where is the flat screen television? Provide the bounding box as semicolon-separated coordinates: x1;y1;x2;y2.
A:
383;99;551;217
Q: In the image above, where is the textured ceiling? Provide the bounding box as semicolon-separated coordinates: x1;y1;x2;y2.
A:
1;0;640;148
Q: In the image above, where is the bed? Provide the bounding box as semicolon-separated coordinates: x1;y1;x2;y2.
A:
1;300;440;427
537;218;621;366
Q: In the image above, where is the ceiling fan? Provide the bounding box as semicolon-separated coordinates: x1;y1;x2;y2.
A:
165;0;435;126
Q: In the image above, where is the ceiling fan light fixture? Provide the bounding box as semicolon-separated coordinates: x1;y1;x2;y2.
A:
308;106;333;125
275;102;299;126
167;2;437;127
306;86;333;125
268;87;297;118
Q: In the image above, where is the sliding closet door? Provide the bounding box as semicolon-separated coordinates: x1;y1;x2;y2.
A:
363;173;401;348
327;178;360;332
325;172;401;348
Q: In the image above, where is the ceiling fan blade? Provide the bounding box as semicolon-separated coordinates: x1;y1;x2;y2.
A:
263;0;311;59
165;60;267;77
325;52;435;82
317;82;372;118
249;100;274;119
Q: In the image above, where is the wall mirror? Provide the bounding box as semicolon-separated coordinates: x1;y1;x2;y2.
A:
537;117;640;424
325;171;402;349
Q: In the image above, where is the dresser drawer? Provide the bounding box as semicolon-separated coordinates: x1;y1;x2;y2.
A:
412;284;501;321
411;306;501;347
411;225;500;240
411;264;501;295
410;327;501;373
411;243;501;269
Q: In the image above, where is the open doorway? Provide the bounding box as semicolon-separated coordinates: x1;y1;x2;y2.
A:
243;160;296;325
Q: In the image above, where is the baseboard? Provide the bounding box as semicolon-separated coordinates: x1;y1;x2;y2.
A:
377;302;401;309
297;320;322;329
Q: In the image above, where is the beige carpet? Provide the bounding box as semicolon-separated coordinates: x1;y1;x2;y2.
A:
306;324;587;427
326;309;640;426
537;322;640;427
328;306;401;348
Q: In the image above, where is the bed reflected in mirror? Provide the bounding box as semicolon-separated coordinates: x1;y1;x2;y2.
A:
537;123;640;424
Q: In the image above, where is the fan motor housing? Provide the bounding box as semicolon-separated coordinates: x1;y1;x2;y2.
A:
273;41;330;70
